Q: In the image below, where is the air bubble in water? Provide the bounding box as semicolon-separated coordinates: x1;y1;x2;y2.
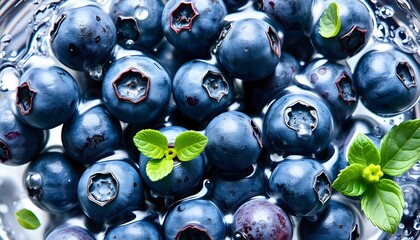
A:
88;64;103;81
134;6;149;20
125;39;135;49
378;6;395;19
0;34;12;46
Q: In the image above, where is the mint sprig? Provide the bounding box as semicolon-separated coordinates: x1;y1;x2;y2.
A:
332;119;420;234
319;2;341;38
15;208;41;230
133;129;208;182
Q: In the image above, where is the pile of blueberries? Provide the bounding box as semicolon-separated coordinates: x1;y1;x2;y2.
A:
1;0;420;239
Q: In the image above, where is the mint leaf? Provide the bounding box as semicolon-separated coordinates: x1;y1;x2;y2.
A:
15;208;40;230
379;119;420;176
174;130;208;161
133;129;168;159
332;164;367;196
319;2;341;38
146;158;173;182
360;179;404;234
348;133;381;166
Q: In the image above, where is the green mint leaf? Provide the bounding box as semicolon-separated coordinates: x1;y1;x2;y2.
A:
15;208;40;230
379;119;420;176
319;2;341;38
146;158;173;182
360;179;404;234
133;129;168;159
348;133;381;166
332;164;367;196
174;130;208;161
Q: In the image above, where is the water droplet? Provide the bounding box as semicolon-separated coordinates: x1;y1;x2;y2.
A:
399;223;405;229
378;6;395;19
407;161;420;180
396;0;412;12
25;172;42;190
88;64;103;81
389;119;395;125
1;34;12;46
372;125;383;138
134;6;149;20
10;50;17;57
392;26;419;53
414;214;420;230
125;39;135;49
403;228;412;236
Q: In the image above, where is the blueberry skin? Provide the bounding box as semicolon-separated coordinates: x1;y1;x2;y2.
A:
62;102;122;164
24;150;82;214
77;159;143;223
299;200;358;240
45;225;95;240
139;126;205;198
263;90;334;156
50;4;116;71
297;58;358;122
0;98;46;166
164;199;226;240
162;0;227;57
172;59;235;122
268;158;332;220
354;49;420;116
109;0;164;49
14;66;80;129
310;0;373;60
204;111;263;172
256;0;313;30
104;220;162;240
102;55;171;125
216;18;281;81
242;52;299;112
211;164;266;211
232;198;293;240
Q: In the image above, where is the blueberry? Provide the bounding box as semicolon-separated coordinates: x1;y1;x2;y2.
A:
172;59;235;122
216;18;281;81
61;101;123;165
263;89;335;156
268;158;332;220
297;58;358;122
205;111;263;172
163;199;226;240
256;0;313;30
139;126;205;198
14;66;80;130
310;0;373;59
232;198;293;240
45;225;95;240
23;149;82;214
102;55;171;125
299;200;359;240
354;48;420;116
109;0;164;49
161;0;227;57
50;4;117;71
0;98;46;166
104;219;163;240
77;158;143;223
211;164;266;211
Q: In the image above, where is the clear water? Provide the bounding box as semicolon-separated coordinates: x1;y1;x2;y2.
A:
1;0;420;240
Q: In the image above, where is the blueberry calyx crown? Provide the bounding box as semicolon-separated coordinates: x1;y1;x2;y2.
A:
112;67;150;103
170;2;199;34
266;26;281;57
313;170;332;205
176;224;211;240
87;172;119;207
395;61;416;88
201;70;229;102
16;81;36;115
335;71;357;104
0;140;10;163
339;25;367;56
115;16;140;47
284;100;318;140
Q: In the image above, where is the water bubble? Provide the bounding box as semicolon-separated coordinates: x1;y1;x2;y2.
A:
134;6;149;20
414;214;420;230
392;26;419;53
9;50;17;58
378;6;395;19
374;21;390;41
88;64;103;81
125;39;135;49
0;34;12;46
407;161;420;180
372;125;383;138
